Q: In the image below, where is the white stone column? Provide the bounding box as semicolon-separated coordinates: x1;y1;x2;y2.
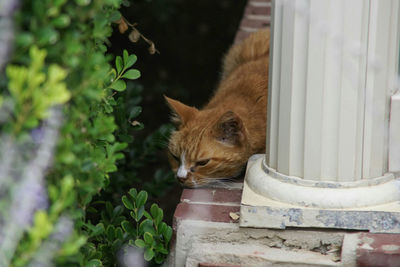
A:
240;0;400;233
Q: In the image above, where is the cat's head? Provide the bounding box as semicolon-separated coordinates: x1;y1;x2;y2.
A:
165;96;249;188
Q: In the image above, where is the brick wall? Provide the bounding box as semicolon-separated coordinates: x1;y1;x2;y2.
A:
234;0;271;43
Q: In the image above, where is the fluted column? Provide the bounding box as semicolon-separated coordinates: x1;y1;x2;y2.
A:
267;0;399;181
240;0;400;233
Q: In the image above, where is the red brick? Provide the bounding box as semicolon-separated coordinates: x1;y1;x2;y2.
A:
357;233;400;267
174;202;240;224
240;18;270;29
244;5;271;16
180;188;242;205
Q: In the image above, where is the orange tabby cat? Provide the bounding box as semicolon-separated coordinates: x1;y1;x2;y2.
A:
165;29;269;188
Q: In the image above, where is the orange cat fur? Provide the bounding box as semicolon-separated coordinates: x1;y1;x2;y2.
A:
165;29;269;188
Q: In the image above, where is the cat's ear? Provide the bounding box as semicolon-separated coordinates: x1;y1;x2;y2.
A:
214;111;244;146
164;96;198;126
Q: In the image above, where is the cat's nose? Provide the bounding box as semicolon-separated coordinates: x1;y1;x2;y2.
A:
177;165;189;181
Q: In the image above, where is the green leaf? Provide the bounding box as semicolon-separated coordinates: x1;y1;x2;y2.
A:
155;254;165;264
76;0;91;6
155;209;163;227
86;206;97;213
110;80;126;91
136;191;148;208
144;248;155;261
144;232;153;245
112;205;124;217
29;211;53;243
54;0;67;7
106;201;113;216
52;14;71;28
128;239;135;246
115;56;123;74
122;0;131;7
164;226;173;243
139;219;154;236
115;227;124;239
106;225;115;240
144;211;152;220
158;247;169;255
60;236;87;256
129;106;142;120
110;10;121;22
159;222;167;235
150;204;158;218
128;188;137;199
85;259;102;267
122;195;134;210
150;204;163;226
137;206;145;221
123;50;129;66
130;211;137;221
121;220;135;235
134;239;145;248
37;26;59;45
16;32;34;47
122;69;140;80
125;54;137;69
89;223;105;237
112;238;123;250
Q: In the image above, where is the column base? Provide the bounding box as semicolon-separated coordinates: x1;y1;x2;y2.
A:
240;155;400;233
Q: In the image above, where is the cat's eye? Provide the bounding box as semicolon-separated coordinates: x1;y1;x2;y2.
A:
196;159;210;166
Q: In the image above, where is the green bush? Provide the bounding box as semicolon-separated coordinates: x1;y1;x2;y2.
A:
0;0;172;265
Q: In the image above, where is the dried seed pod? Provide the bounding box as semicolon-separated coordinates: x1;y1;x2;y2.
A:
148;42;156;54
118;19;129;34
128;29;141;43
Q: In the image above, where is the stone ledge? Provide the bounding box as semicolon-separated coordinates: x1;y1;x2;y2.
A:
240;155;400;233
187;242;342;267
198;263;241;267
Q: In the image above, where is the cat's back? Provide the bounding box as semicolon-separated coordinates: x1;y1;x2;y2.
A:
206;29;270;111
203;29;270;153
221;29;270;80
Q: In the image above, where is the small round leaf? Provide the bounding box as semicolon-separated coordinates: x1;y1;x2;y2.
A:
110;80;126;91
122;69;140;80
122;195;134;210
134;239;146;248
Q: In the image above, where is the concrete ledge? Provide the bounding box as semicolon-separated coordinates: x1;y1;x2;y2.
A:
198;263;241;267
240;155;400;233
187;242;341;267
